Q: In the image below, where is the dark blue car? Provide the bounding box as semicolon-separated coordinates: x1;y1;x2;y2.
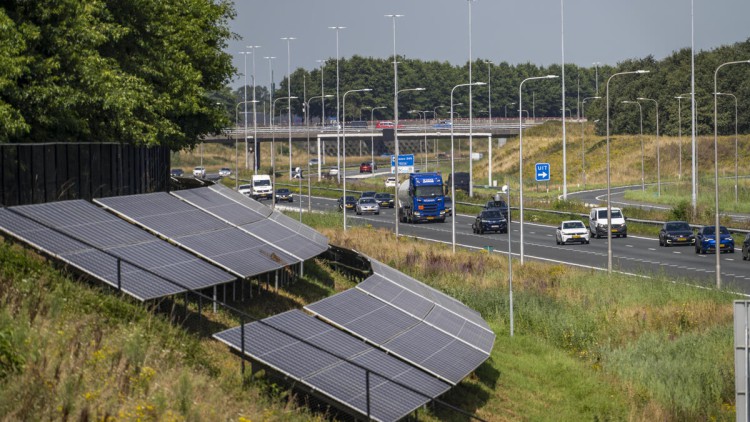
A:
695;225;734;254
472;210;507;234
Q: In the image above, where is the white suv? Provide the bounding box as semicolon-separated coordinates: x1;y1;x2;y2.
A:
589;207;627;238
193;166;206;178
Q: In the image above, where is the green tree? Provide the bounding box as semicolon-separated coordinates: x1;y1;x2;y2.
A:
0;0;235;149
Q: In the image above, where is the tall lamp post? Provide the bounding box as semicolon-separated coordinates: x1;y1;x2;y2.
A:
451;82;486;253
370;106;386;169
713;59;750;289
393;87;426;238
328;26;346;183
716;92;739;205
606;70;649;273
342;88;372;231
239;50;251;170
560;0;568;201
622;100;645;191
581;96;600;187
315;59;327;180
281;37;297;179
637;97;660;196
248;45;261;171
504;102;515;118
593;62;601;95
519;75;559;264
272;96;297;211
467;0;476;198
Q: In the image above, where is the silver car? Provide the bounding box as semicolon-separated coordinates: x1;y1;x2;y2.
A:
355;197;380;215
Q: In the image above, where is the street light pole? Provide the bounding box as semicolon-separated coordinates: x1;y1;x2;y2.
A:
316;59;327;180
504;102;515;118
467;0;476;198
716;92;739;205
501;184;514;337
519;75;559;264
637;97;660;196
622;100;645;191
385;13;404;237
713;60;750;289
581;96;600;188
328;26;346;184
451;82;486;253
560;0;568;201
342;88;372;232
271;96;297;211
593;62;601;95
606;70;649;273
239;50;250;171
248;45;261;171
281;37;297;179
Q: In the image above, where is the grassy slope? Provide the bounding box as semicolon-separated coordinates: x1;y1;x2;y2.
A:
0;209;740;421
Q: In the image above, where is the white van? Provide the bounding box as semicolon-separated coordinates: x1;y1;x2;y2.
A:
589;207;627;238
251;174;272;200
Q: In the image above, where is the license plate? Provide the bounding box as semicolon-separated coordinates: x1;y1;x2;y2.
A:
678;237;685;241
720;244;726;248
427;216;434;220
573;235;581;239
491;225;499;229
612;229;618;233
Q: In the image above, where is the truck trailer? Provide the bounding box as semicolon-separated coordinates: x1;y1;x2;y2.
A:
397;173;447;223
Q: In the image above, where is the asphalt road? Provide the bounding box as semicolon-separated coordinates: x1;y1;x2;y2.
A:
277;193;750;296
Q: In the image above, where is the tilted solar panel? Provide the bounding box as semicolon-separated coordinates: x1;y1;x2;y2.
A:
213;310;449;422
95;193;297;277
0;205;235;301
171;187;267;226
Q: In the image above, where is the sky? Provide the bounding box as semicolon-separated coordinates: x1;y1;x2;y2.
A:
227;1;750;89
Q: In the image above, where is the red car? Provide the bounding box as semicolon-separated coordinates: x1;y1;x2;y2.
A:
375;121;403;129
359;162;373;173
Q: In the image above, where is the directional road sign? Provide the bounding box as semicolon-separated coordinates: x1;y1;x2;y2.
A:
535;163;550;182
391;154;415;174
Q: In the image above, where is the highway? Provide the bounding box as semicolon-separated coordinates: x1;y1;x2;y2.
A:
277;192;750;296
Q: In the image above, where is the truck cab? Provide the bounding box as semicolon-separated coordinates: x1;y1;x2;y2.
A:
397;173;446;223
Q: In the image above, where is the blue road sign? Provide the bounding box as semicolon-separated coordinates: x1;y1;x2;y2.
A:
391;154;415;173
535;163;550;182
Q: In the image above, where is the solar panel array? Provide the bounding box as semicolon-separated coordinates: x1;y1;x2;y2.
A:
213;310;450;422
95;193;300;277
305;258;495;385
0;202;235;301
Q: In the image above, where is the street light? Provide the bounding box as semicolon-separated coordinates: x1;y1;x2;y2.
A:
501;184;514;337
328;26;346;183
467;0;476;198
716;92;739;205
342;88;372;231
606;70;650;273
272;96;297;211
504;102;515;118
621;100;645;191
637;97;660;196
248;45;261;171
369;106;386;168
560;0;569;201
281;37;297;179
581;96;600;188
519;75;559;264
713;59;750;289
239;50;251;170
593;62;601;95
393;86;426;238
451;81;486;253
316;59;327;180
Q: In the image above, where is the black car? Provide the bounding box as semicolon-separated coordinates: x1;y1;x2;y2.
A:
274;188;293;202
374;192;394;208
742;233;750;261
472;210;508;234
658;221;695;247
446;172;470;194
337;195;357;211
484;199;510;222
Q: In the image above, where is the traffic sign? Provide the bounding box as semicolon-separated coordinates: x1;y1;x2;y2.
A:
391;154;415;174
535;163;550;182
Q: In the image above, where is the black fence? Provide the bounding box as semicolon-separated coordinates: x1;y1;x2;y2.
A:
1;143;170;206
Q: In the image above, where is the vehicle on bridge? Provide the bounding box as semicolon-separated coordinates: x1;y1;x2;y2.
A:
375;121;403;129
433;120;453;129
397;173;446;223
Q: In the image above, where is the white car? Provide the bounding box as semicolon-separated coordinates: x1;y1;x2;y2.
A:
219;167;231;177
238;184;252;196
556;220;590;245
355;197;380;215
384;177;397;188
193;166;206;178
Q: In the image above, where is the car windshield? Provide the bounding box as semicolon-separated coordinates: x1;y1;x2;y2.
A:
277;189;289;194
361;192;376;197
375;193;390;199
481;210;503;219
703;226;730;235
360;198;377;204
345;196;355;202
563;221;585;229
666;222;691;231
487;201;507;208
239;184;251;190
414;185;443;197
255;180;270;186
597;209;623;219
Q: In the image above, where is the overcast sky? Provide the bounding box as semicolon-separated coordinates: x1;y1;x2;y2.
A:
227;1;749;89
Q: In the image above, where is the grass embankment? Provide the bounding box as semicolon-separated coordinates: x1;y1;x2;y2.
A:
0;211;741;421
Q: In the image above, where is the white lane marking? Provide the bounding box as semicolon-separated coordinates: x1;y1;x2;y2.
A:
648;248;656;251
626;244;633;248
673;251;682;254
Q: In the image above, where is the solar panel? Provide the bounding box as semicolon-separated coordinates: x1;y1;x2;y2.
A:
213;310;450;422
0;205;234;301
95;193;297;277
171;187;267;226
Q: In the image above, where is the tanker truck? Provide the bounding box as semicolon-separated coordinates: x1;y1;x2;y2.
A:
397;172;447;223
